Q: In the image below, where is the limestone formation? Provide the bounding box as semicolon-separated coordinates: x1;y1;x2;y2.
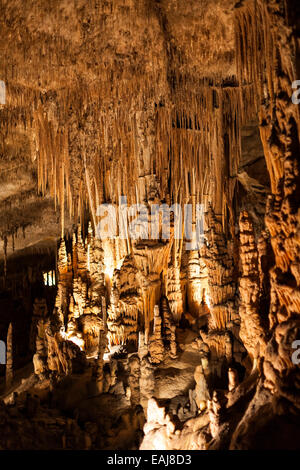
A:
30;297;48;352
139;356;155;412
194;364;210;411
0;0;299;452
5;324;13;388
228;368;239;392
128;355;140;407
239;210;267;362
94;330;106;395
149;305;164;364
204;206;236;331
207;391;223;440
141;398;177;450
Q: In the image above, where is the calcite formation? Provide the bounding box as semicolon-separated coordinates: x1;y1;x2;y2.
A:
5;323;13;388
149;305;165;364
239;210;267;362
0;0;299;452
204;206;236;331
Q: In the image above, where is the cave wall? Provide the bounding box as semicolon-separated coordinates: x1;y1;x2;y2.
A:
0;0;299;451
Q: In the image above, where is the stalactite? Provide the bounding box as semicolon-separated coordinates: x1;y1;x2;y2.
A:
235;0;300;330
26;51;255;238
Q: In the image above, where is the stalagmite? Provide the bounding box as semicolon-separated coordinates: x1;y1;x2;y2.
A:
194;364;210;411
128;355;141;407
95;328;107;394
138;332;148;360
228;368;239;392
149;305;164;364
169;324;177;359
239;210;266;362
5;323;13;388
30;297;48;353
33;319;47;379
139;355;155;412
204;206;236;331
166;262;184;323
207;391;223;440
187;249;208;318
160;296;177;359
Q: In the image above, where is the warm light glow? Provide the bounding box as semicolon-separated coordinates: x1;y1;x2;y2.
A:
104;266;114;279
43;270;56;287
102;241;115;280
204;290;211;309
116;257;125;270
64;331;85;351
87;243;90;271
68;336;84;351
103;352;110;361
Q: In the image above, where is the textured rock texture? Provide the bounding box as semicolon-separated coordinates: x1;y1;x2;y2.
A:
0;0;299;451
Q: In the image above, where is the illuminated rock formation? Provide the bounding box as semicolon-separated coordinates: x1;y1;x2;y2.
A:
204;206;236;331
0;0;299;452
149;305;164;364
5;323;13;388
228;367;239;392
30;297;48;356
128;355;141;407
239;210;267;363
94;320;107;394
194;364;210;411
207;391;224;440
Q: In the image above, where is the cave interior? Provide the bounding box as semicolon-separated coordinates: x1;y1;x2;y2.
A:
0;0;300;451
